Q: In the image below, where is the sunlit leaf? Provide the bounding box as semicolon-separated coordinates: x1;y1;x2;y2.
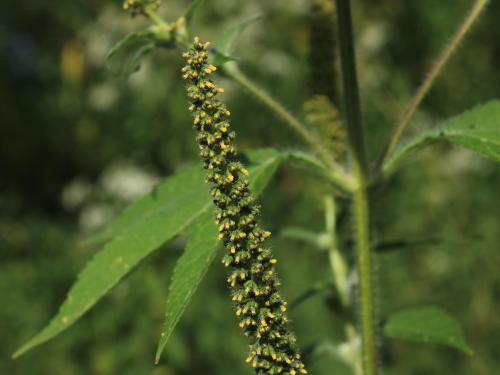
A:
384;306;473;354
13;165;209;358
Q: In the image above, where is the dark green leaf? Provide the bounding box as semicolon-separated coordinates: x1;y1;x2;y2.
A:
384;100;500;174
384;306;473;354
155;211;218;364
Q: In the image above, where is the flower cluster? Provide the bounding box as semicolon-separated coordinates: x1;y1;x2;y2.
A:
122;0;160;17
181;37;307;375
304;95;346;160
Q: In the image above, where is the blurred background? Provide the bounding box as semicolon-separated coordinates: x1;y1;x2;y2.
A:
1;0;499;374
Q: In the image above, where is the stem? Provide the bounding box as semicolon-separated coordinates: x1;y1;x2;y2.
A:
223;63;354;191
335;0;377;374
352;168;376;375
288;150;356;192
377;0;489;170
144;7;172;32
324;196;349;307
335;0;367;174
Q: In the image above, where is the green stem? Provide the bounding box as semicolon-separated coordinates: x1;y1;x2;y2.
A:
335;0;377;374
288;150;356;192
335;0;367;174
352;167;376;375
377;0;489;171
324;196;349;307
223;63;354;191
144;7;172;32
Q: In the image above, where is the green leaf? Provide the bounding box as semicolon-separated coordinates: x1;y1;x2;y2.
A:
154;211;218;363
244;148;286;195
13;165;210;359
384;306;473;354
184;0;204;32
384;100;500;174
154;148;286;362
212;15;262;66
14;149;287;358
106;30;157;76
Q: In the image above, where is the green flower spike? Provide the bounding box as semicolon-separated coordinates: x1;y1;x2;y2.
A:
181;37;308;375
122;0;160;17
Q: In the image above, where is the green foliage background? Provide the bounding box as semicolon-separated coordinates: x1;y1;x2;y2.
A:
1;0;499;374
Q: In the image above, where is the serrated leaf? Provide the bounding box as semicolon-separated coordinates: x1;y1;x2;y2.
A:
14;149;287;358
154;148;287;363
384;306;473;354
211;15;261;66
13;165;210;358
155;211;218;364
384;100;500;174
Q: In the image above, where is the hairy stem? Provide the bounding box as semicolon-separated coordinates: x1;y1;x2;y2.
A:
377;0;489;170
223;63;354;192
335;0;377;374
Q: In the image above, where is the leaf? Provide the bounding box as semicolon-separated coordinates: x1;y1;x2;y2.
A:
184;0;204;31
13;165;210;359
154;212;217;363
384;100;500;174
106;30;157;76
14;149;287;358
384;306;473;354
244;148;286;195
211;15;262;66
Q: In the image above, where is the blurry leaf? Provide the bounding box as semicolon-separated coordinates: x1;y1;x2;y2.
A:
384;306;473;354
106;26;174;76
107;31;154;60
385;100;500;173
244;148;286;195
289;281;333;310
212;15;262;66
375;237;440;253
184;0;204;34
106;30;156;76
14;149;287;358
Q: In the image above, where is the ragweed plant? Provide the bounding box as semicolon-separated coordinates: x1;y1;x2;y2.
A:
13;1;499;375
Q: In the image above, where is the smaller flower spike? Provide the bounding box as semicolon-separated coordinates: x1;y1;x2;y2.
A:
182;37;308;375
123;0;160;17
